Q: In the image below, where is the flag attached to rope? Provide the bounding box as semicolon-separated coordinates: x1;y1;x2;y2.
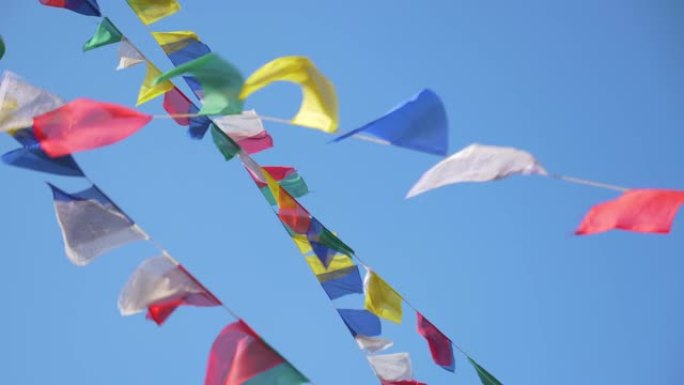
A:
364;269;403;324
241;56;339;133
152;31;210;97
49;183;147;266
334;89;449;156
126;0;180;25
39;0;101;17
118;255;221;325
83;17;123;52
576;189;684;235
162;87;211;139
33;98;152;157
2;128;84;177
306;218;354;267
305;255;363;300
137;62;174;106
355;335;394;353
247;166;308;204
116;39;146;70
0;71;64;132
416;312;454;372
338;309;382;337
406;143;547;198
468;357;503;385
367;353;415;383
211;124;241;161
213;110;274;154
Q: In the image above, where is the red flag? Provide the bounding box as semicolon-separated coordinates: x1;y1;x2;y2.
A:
576;189;684;235
278;187;311;234
163;87;194;126
33;98;151;157
416;312;455;372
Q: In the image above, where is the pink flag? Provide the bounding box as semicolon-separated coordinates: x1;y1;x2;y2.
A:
33;98;151;157
163;87;194;126
576;189;684;235
416;312;454;372
382;381;427;385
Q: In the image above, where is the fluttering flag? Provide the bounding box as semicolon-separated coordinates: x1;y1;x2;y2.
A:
116;39;146;70
247;165;308;204
468;357;503;385
355;336;394;353
49;184;147;266
118;255;222;325
0;35;5;61
205;321;309;385
262;171;313;234
306;255;363;300
576;189;684;235
213;110;274;154
381;381;427;385
364;269;403;324
241;56;339;133
126;0;180;25
155;53;244;115
0;71;64;132
83;17;123;52
151;31;210;97
2;129;84;177
162;87;211;139
338;309;382;337
367;353;414;382
307;218;354;267
137;62;174;106
406;143;547;198
33;98;152;157
39;0;101;17
334;89;449;156
211;125;241;161
416;312;454;372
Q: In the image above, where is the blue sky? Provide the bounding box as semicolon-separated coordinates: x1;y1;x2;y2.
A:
1;1;684;384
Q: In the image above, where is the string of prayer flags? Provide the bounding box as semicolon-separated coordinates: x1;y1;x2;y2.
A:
334;89;449;156
118;255;222;325
213;110;274;154
49;183;147;266
576;189;684;235
152;31;210;97
0;71;64;132
116;39;146;71
33;98;152;157
126;0;180;25
0;35;5;61
364;269;403;324
83;17;123;52
2;128;84;177
367;353;416;383
137;62;174;106
338;309;382;337
406;143;548;198
247;166;308;204
241;56;339;133
155;53;244;115
39;0;101;17
468;357;504;385
205;321;309;385
416;312;454;372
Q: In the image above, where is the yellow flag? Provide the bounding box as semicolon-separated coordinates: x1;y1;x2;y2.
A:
137;62;174;106
306;255;355;276
292;234;313;255
364;270;403;324
241;56;339;133
151;31;199;54
127;0;181;25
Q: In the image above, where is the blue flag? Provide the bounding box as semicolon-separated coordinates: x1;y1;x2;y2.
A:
2;129;84;177
319;265;364;300
338;309;382;337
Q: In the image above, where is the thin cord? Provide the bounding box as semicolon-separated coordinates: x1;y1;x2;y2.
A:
547;173;629;192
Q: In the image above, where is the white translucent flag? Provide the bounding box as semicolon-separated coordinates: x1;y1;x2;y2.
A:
212;109;266;142
407;143;547;198
116;39;145;71
0;71;64;132
367;352;414;381
355;336;394;353
50;184;148;266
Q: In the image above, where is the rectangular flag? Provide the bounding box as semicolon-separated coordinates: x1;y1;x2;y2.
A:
126;0;180;25
416;312;455;372
364;269;403;324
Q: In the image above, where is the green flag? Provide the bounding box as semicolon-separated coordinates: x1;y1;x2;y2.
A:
243;362;308;385
83;17;123;52
468;357;503;385
0;35;5;61
211;124;240;161
154;53;244;115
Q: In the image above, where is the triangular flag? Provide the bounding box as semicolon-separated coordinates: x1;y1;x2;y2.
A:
468;357;503;385
2;129;84;177
137;62;174;106
337;309;382;337
117;38;145;70
39;0;101;17
364;269;403;324
355;336;394;353
416;312;454;372
211;124;240;161
0;71;64;132
83;17;123;52
306;255;363;300
126;0;180;25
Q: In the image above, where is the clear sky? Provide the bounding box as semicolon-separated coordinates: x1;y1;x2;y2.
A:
1;1;684;384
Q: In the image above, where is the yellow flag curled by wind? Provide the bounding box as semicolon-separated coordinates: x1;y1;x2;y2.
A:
364;270;403;323
126;0;180;25
137;62;174;106
240;56;339;133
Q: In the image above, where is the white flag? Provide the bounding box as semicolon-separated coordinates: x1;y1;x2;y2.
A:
355;336;394;353
116;39;145;71
367;352;414;381
212;109;267;142
0;71;64;132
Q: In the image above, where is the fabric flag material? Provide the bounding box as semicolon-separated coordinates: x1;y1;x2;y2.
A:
468;357;503;385
49;183;147;266
416;312;454;372
2;129;84;177
39;0;101;17
262;171;312;234
126;0;180;25
155;53;244;115
355;336;394;353
83;17;123;52
118;255;222;325
116;39;145;70
334;89;449;156
205;321;308;385
241;56;339;133
0;35;5;61
381;381;427;385
247;166;308;205
367;353;414;382
213;110;274;154
306;218;354;267
306;255;363;300
211;124;240;161
364;270;403;324
162;87;211;139
152;31;211;98
33;98;152;157
576;189;684;235
138;62;174;106
406;143;547;198
337;309;382;337
0;71;64;132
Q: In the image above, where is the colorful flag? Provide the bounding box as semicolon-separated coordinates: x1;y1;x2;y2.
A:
116;39;145;70
337;309;382;337
155;53;244;115
0;71;64;132
416;312;454;372
161;87;211;139
241;56;339;133
367;353;414;382
2;129;84;177
306;218;354;266
364;270;403;324
118;255;221;325
262;171;312;234
126;0;180;25
33;98;152;157
49;183;147;266
152;31;211;98
39;0;101;17
468;357;503;385
205;321;308;385
83;17;123;52
306;255;363;300
247;166;308;205
138;62;174;106
576;189;684;235
334;89;449;156
213;110;274;154
211;124;241;161
355;336;394;353
407;143;547;198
